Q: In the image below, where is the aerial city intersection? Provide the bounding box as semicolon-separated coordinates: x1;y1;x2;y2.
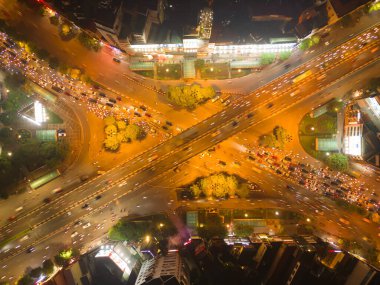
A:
0;0;380;284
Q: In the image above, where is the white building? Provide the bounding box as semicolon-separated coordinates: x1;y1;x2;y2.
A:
343;105;363;159
135;251;190;285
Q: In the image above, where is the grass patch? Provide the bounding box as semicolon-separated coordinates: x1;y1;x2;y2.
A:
157;64;181;80
200;63;229;79
299;135;327;161
299;113;337;135
231;68;252;78
134;70;154;78
46;110;63;124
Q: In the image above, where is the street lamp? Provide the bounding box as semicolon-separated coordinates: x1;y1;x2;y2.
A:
159;223;164;228
306;218;311;222
310;127;315;131
166;68;169;72
326;152;330;156
210;67;214;72
145;235;151;242
7;152;12;157
238;69;241;73
244;213;248;218
275;211;279;216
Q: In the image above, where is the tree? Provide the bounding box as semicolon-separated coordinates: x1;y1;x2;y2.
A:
16;275;33;285
104;135;120;151
124;124;143;140
116;120;127;131
259;53;276;65
326;153;349;171
105;125;117;136
234;223;253;237
368;77;380;93
49;15;59;26
42;259;54;275
327;100;344;113
236;184;249;199
279;51;291;61
48;57;60;69
29;267;42;278
77;32;101;52
194;59;205;70
190;184;202;198
109;221;150;242
273;125;289;145
167;85;215;108
299;38;312;51
104;116;116;126
259;134;277;148
58;21;77;41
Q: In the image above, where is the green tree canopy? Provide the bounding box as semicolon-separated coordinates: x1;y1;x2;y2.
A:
116;120;127;131
326;153;349;171
124;124;143;140
29;267;42;278
42;259;54;275
167;85;215;108
78;32;101;52
104;135;120;151
17;275;33;285
104;116;116;126
259;53;276;65
105;124;117;136
4;72;26;90
236;184;249;199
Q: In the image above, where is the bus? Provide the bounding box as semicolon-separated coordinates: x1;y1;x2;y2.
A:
292;70;312;84
30;169;61;190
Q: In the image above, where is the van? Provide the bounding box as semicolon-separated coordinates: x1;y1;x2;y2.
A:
97;170;106;175
15;207;24;212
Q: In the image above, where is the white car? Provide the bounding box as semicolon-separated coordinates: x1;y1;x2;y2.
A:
83;223;91;229
71;231;78;238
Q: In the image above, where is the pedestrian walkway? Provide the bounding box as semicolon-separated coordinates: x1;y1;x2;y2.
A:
183;58;195;79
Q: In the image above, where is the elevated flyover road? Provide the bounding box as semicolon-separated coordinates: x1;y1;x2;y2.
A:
1;25;380;266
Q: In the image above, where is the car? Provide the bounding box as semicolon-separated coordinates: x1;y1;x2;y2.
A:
74;220;82;227
82;222;91;229
106;102;114;108
71;232;78;238
43;197;51;203
88;98;97;103
267;103;274;108
82;203;89;209
284;64;291;69
145;113;152;118
247;113;254;118
8;216;16;222
140;105;147;111
218;160;227;166
223;99;231;106
64;91;71;96
113;58;121;63
166;121;173;126
52;86;63;93
26;247;35;254
134;112;142;117
57;129;66;137
99;92;106;97
232;121;238;127
286;185;295;190
109;98;117;104
173;167;180;173
162;125;169;130
116;96;122;101
95;195;102;200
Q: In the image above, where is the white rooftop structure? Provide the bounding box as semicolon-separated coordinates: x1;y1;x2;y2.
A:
135;251;190;285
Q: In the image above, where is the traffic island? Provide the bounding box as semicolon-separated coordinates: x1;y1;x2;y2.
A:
298;100;342;162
